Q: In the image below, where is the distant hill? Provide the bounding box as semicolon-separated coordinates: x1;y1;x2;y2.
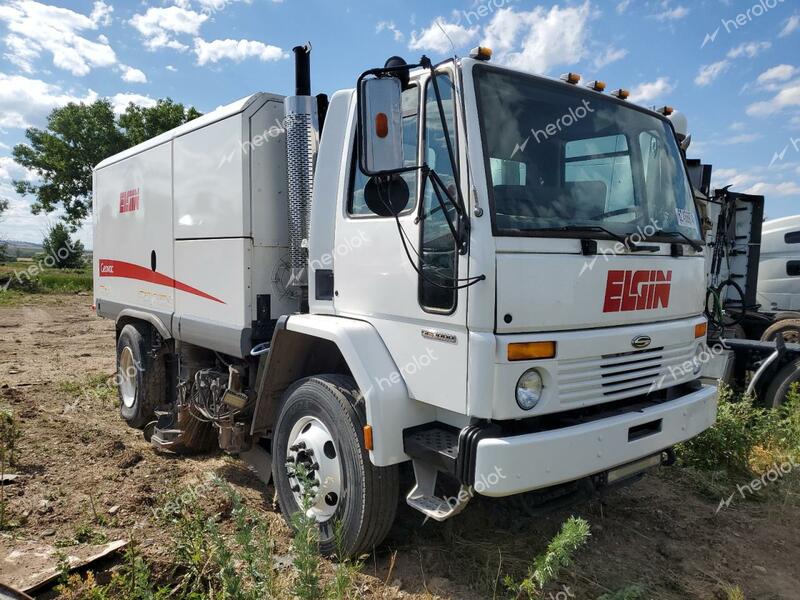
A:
2;240;44;259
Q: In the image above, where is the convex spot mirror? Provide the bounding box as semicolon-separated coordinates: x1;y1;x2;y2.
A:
364;175;410;217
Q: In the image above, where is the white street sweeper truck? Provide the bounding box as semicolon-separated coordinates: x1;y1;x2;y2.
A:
93;45;718;555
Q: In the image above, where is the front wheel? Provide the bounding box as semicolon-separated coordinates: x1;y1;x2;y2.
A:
272;375;399;557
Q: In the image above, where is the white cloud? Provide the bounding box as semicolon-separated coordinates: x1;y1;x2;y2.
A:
779;14;799;37
129;6;208;52
694;60;730;86
652;5;689;21
377;21;404;42
744;181;800;196
409;17;479;54
166;65;178;72
193;38;288;65
0;0;116;76
593;46;627;69
616;0;631;15
121;65;147;84
0;72;98;128
110;93;157;115
746;81;800;116
757;64;797;84
629;77;674;104
481;3;593;74
726;41;770;59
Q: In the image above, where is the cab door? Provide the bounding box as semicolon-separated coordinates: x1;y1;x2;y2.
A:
332;67;471;414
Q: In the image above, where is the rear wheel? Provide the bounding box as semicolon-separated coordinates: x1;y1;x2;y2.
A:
116;323;165;429
272;375;399;557
760;319;800;344
763;359;800;408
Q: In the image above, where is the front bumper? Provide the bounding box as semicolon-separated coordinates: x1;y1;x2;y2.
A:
473;383;717;497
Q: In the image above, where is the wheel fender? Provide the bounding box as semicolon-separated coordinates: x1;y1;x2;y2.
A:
283;314;436;466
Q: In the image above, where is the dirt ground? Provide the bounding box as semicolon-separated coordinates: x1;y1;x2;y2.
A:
1;294;799;599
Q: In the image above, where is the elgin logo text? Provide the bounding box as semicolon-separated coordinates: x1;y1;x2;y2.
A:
603;270;672;313
119;188;140;213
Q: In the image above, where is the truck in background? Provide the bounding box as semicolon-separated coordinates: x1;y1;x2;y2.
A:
685;159;800;405
93;45;718;556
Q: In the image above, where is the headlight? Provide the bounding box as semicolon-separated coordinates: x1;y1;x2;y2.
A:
693;342;706;375
516;369;543;410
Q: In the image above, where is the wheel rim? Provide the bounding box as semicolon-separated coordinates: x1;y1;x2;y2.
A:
118;346;137;408
286;416;342;523
780;329;800;344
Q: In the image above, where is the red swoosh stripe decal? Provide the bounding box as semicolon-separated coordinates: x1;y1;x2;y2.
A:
98;259;225;304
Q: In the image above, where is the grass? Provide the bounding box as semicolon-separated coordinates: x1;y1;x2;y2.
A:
678;383;800;479
0;262;92;297
0;409;21;530
57;473;364;600
59;373;119;408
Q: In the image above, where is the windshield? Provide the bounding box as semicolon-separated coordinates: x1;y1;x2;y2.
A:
474;66;701;240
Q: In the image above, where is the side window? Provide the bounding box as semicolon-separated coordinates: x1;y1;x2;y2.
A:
564;134;634;222
786;231;800;244
419;73;458;312
348;86;419;215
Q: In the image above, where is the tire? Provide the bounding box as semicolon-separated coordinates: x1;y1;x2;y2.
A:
116;323;165;429
760;319;800;344
763;359;800;408
272;375;399;557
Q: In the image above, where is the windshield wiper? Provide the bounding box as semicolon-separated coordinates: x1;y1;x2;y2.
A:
536;225;658;252
647;229;704;252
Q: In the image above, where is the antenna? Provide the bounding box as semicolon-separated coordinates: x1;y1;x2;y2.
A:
435;19;456;57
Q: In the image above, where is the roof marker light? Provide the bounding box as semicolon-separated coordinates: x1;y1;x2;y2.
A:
611;88;630;100
470;47;493;61
560;72;581;84
586;80;606;92
659;105;674;116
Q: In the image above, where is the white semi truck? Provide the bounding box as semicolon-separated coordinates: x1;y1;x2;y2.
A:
93;46;718;556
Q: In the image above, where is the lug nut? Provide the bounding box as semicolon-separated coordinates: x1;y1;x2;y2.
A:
311;462;320;470
286;456;295;463
290;442;306;452
291;484;300;492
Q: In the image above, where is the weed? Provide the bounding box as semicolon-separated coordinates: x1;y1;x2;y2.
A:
288;462;322;600
0;409;21;530
505;516;591;598
598;584;646;600
678;383;800;477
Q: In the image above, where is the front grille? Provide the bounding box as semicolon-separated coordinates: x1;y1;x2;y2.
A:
557;342;696;406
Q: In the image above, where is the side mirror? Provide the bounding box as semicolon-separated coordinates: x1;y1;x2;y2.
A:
358;77;404;175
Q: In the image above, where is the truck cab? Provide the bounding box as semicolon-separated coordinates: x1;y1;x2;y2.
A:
94;48;717;557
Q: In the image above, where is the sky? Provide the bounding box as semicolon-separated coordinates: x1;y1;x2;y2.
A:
0;0;798;248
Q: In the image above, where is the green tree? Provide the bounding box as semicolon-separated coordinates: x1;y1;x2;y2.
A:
42;223;85;269
118;98;202;146
12;98;201;227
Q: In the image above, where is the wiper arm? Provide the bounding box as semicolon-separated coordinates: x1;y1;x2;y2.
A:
649;229;704;252
537;225;658;252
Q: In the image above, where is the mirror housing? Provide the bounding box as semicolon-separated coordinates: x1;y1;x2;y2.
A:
358;76;404;175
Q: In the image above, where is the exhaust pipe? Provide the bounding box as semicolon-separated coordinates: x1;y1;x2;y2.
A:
285;43;319;291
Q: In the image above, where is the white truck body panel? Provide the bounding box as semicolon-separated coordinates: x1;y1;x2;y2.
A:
93;93;296;357
757;215;800;312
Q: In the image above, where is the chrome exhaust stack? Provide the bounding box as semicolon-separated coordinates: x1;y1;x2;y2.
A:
285;43;319;290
